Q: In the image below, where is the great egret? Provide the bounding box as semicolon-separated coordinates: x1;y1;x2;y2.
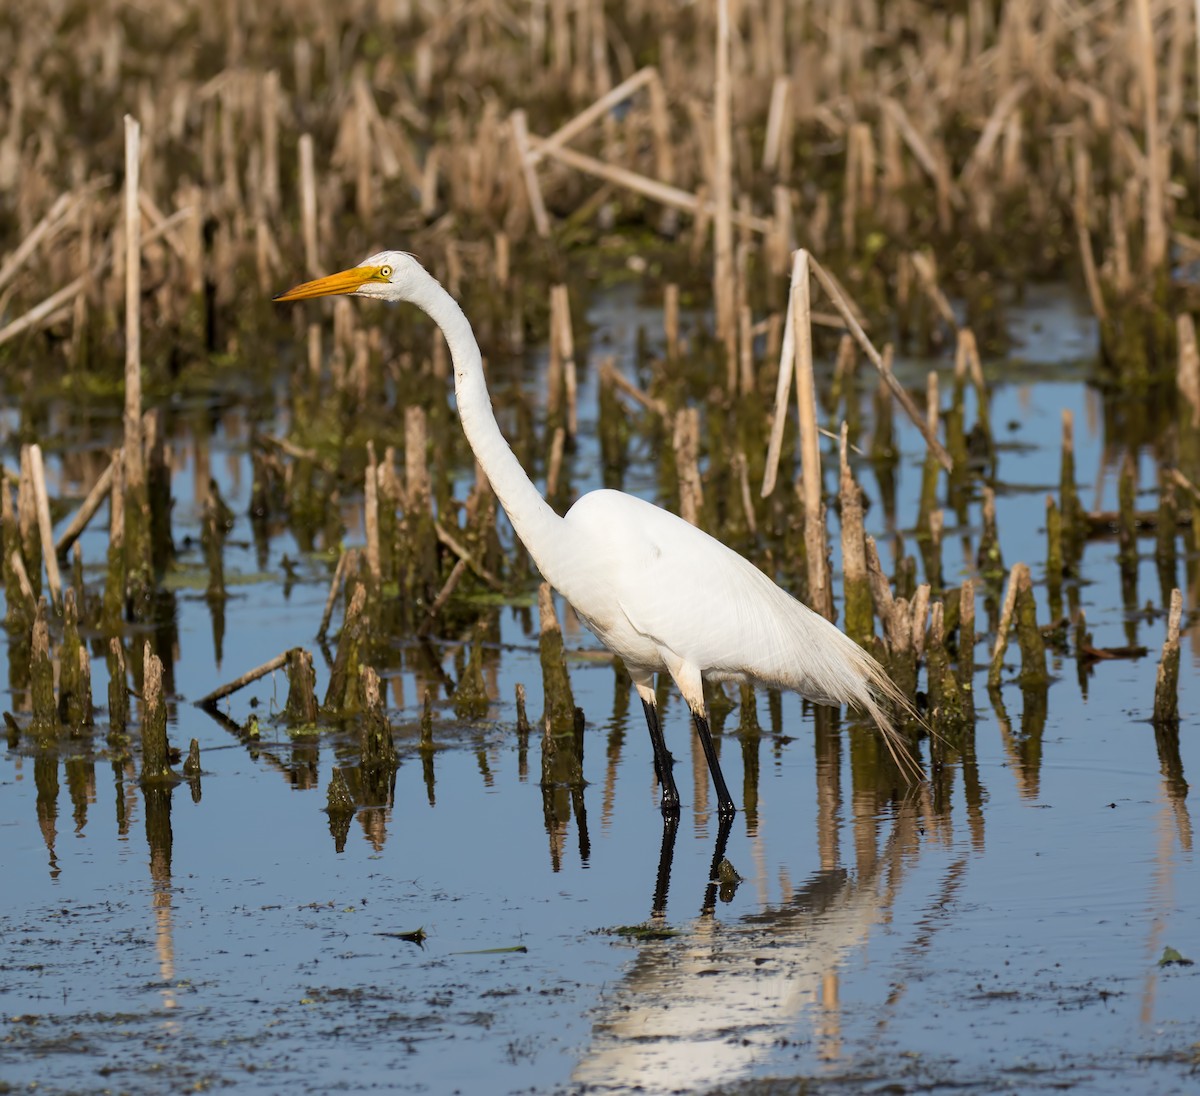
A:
277;251;918;818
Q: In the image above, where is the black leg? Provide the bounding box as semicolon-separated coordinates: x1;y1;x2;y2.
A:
641;698;680;816
691;709;736;819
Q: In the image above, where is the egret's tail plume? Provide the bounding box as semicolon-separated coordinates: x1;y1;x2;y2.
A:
797;614;924;782
855;656;925;783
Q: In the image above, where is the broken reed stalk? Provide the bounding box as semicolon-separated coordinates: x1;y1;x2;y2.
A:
0;189;77;295
102;452;125;628
123;115;145;509
419;556;468;634
808;256;953;472
9;549;35;617
108;638;129;737
511;108;552;238
17;449;40;593
324;582;367;712
1046;495;1064;623
791;253;831;619
140;642;174;783
26;444;61;608
988;563;1021;688
434;521;504;590
546;425;566;502
958;577;976;722
713;0;736;376
988;562;1047;688
1135;0;1167;274
561;296;579;441
364;446;381;583
54;449;119;558
0;206;192;349
1177;314;1200;427
603;361;669;418
763;251;952;501
299;132;319;275
1013;563;1048;687
530;66;657;165
672;408;703;527
404;405;439;603
195;650;290;706
1152;588;1183;725
526;138;771;234
317;548;352;639
664;284;680;360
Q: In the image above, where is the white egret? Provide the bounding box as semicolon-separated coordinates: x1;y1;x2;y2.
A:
276;251;919;818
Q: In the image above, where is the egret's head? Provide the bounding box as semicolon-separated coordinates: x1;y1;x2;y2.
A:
274;250;425;304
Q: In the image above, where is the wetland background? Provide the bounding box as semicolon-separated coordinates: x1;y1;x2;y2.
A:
1;1;1199;1093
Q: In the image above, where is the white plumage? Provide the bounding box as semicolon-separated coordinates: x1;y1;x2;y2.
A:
277;250;918;818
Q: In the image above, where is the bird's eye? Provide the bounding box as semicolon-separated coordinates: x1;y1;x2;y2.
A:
378;265;392;278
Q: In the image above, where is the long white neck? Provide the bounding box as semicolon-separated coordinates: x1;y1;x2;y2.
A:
409;267;567;583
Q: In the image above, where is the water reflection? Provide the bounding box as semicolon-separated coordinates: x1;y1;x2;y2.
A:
3;291;1199;1091
572;788;939;1093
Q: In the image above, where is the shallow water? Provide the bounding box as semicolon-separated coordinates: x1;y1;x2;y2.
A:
1;284;1197;1094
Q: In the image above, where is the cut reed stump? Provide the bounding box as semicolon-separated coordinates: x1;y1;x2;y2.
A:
1152;589;1183;727
284;647;319;724
402;406;440;614
57;590;92;730
140;643;175;783
29;598;56;739
108;638;129;739
102;451;127;630
537;582;576;736
1045;495;1064;624
957;578;977;725
925;600;966;731
988;563;1048;688
838;427;873;646
323;583;367;713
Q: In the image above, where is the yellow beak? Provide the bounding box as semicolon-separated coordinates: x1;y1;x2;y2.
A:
274;265;382;302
